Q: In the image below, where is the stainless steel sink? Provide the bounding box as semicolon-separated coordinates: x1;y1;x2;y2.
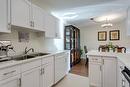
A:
13;53;50;61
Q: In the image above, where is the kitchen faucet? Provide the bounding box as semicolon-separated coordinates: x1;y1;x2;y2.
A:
25;47;34;54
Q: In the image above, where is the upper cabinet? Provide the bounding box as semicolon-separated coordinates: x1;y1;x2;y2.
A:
32;4;45;31
0;0;62;38
11;0;31;29
0;0;11;33
127;7;130;36
11;0;45;31
44;13;62;38
44;13;57;38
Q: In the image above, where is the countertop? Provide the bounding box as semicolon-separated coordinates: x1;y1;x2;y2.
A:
87;50;130;68
0;50;69;69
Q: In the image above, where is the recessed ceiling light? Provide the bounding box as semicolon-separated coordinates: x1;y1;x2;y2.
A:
62;12;78;19
63;12;77;16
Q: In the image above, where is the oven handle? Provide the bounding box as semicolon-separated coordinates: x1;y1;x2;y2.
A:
122;70;130;84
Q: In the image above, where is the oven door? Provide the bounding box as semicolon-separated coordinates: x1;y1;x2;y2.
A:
122;67;130;87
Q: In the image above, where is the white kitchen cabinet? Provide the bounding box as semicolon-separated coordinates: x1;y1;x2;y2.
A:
54;18;63;39
89;56;102;87
117;60;130;87
41;63;54;87
118;60;124;87
32;4;45;31
21;67;41;87
54;52;69;84
45;15;62;38
11;0;31;29
0;74;20;87
89;56;117;87
44;13;57;38
41;56;54;87
102;57;117;87
89;63;102;87
127;7;130;36
0;0;11;33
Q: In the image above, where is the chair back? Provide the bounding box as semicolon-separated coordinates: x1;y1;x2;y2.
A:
84;46;88;53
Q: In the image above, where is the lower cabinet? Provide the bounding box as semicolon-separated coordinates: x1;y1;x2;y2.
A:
102;57;117;87
0;74;20;87
21;67;41;87
89;56;117;87
0;52;69;87
54;52;69;84
41;57;54;87
89;62;102;87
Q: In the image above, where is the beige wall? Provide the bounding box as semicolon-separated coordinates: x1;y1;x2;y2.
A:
80;20;130;58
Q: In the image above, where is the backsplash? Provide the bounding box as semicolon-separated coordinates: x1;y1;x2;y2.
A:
0;29;43;55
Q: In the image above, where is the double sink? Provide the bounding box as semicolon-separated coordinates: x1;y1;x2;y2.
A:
13;53;50;61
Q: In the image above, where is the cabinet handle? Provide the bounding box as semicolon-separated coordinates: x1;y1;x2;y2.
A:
3;70;16;76
122;79;125;87
19;78;22;87
30;21;32;27
32;21;34;27
41;68;44;75
102;59;104;65
8;23;11;30
100;65;102;71
40;68;42;75
42;68;44;74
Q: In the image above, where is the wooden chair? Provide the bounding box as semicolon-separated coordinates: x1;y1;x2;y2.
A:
84;46;88;64
115;47;126;53
98;45;109;52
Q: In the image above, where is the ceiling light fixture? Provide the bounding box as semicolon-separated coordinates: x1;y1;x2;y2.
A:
101;19;113;28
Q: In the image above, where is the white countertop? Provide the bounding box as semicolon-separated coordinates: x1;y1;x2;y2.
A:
0;50;69;69
87;50;130;68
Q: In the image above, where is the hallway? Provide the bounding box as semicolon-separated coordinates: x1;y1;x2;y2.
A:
70;59;88;77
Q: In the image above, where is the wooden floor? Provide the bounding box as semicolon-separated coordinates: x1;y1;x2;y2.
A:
70;59;88;77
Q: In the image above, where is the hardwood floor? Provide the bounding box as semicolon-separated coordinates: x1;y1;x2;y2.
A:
70;59;88;77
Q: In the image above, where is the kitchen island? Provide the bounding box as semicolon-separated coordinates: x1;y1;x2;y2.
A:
87;50;130;87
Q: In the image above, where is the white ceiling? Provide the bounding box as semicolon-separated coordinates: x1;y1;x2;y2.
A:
32;0;130;27
32;0;115;11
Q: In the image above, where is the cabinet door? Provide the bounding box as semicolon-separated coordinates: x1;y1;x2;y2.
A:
0;0;10;33
55;18;64;39
21;67;41;87
55;54;66;83
32;4;44;31
11;0;31;28
42;63;54;87
102;57;117;87
127;7;130;36
0;75;20;87
89;62;102;87
45;13;56;38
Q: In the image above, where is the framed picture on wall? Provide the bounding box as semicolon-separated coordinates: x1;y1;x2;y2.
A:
109;30;120;40
98;31;107;41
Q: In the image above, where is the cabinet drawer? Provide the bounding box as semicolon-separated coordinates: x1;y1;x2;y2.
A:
21;59;41;72
89;56;102;63
0;65;20;81
55;53;66;60
42;56;54;65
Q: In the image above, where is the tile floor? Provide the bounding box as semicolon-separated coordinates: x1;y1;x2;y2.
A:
54;73;89;87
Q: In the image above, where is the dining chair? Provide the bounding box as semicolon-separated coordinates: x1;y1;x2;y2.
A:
84;46;88;65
